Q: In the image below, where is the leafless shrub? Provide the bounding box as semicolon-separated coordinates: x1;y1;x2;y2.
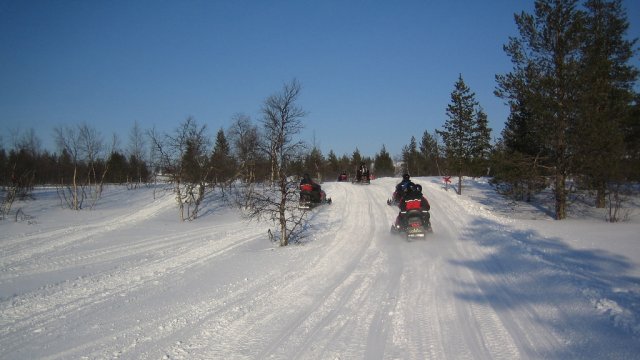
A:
148;117;212;221
607;183;634;223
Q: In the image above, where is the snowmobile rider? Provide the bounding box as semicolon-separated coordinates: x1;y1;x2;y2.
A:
300;173;322;203
394;183;431;230
356;162;369;182
392;173;413;203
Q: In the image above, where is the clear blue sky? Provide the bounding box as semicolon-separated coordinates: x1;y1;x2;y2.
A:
1;0;639;158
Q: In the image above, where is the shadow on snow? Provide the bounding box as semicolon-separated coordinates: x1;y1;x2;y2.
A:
450;217;640;359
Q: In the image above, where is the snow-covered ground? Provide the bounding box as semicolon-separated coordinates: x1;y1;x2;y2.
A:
1;177;639;359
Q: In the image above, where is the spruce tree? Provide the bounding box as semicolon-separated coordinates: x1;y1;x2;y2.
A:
374;144;395;177
420;130;440;176
494;94;549;201
496;0;584;219
351;148;362;172
472;107;492;176
210;128;236;185
401;136;422;176
106;151;128;184
327;150;340;177
574;0;638;208
305;146;325;181
438;74;478;194
622;95;640;180
339;154;351;174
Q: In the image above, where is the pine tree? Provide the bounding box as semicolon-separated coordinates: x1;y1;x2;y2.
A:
181;139;207;184
496;0;584;219
128;153;150;184
472;107;492;176
574;0;638;208
339;154;351;174
622;95;640;180
326;150;340;177
0;148;7;187
210;128;236;185
374;144;394;177
438;74;478;194
493;95;549;202
401;136;422;176
106;151;128;184
419;130;440;176
305;146;325;181
351;148;362;172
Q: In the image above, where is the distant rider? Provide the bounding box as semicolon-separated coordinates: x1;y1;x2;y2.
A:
356;162;369;182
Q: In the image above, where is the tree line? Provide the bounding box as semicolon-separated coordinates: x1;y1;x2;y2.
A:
2;0;638;226
0;118;393;201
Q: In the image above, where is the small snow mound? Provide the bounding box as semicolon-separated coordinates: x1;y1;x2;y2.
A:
584;288;640;336
596;297;640;335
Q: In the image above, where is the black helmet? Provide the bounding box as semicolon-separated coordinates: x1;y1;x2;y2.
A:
402;173;410;180
415;184;422;193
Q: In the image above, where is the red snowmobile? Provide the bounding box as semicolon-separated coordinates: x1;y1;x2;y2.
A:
390;209;432;238
299;183;331;209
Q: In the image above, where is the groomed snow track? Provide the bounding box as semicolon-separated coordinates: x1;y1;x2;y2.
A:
1;178;638;359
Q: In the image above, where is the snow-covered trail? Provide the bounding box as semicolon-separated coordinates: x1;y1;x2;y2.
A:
1;179;638;359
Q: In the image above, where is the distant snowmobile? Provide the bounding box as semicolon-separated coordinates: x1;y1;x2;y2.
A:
352;163;370;185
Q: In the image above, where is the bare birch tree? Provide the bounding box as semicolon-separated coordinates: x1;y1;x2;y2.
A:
54;125;83;210
128;121;147;188
54;123;113;210
149;117;211;221
228;113;261;184
241;79;308;246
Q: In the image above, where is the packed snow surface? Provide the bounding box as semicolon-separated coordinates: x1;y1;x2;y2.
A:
1;177;639;359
